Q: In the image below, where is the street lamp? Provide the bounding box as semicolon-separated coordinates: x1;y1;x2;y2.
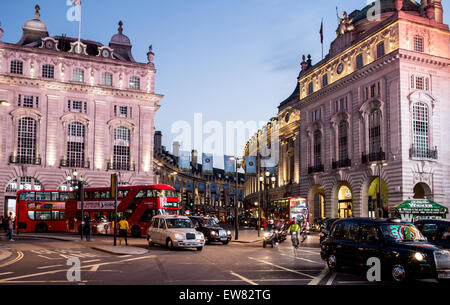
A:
66;170;86;240
254;201;260;237
371;162;388;218
230;156;243;241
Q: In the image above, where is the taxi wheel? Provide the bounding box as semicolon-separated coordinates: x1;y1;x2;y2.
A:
327;254;339;271
147;236;154;246
196;247;203;251
391;264;407;283
167;239;175;251
222;240;229;245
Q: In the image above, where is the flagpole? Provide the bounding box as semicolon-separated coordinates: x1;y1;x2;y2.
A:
77;1;81;46
321;18;324;60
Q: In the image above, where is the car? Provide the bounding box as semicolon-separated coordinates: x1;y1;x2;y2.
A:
189;216;232;245
414;219;450;249
319;218;339;244
320;218;450;283
146;215;205;251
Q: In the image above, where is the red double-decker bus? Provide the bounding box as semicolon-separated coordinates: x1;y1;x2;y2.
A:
15;190;71;233
15;185;179;236
65;184;179;237
268;196;309;224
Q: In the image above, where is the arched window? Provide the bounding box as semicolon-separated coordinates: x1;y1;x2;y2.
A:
67;122;86;167
113;126;131;170
17;117;37;164
338;121;348;161
369;110;381;155
313;130;322;166
6;177;43;193
412;102;430;158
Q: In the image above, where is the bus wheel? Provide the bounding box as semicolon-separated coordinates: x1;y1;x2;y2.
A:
36;223;48;233
131;226;141;237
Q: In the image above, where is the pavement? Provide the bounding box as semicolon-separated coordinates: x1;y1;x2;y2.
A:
230;228;321;247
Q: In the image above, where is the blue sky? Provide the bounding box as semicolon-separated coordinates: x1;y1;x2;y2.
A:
1;1;449;167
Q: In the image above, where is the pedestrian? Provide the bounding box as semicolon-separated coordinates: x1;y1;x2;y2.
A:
3;215;8;232
118;217;130;246
8;212;14;241
83;215;91;241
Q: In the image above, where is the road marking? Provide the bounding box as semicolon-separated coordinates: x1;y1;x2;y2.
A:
248;257;315;279
0;255;155;283
308;267;329;285
0;251;24;268
326;272;337;285
119;255;131;258
37;265;63;270
82;259;101;263
279;253;323;264
229;271;258;285
0;272;14;276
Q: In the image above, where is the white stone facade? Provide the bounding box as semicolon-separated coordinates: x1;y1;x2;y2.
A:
0;12;161;216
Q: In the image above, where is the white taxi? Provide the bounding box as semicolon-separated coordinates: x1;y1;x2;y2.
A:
146;215;205;251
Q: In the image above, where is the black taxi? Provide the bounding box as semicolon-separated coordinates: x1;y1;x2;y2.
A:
320;218;450;282
189;216;232;245
414;219;450;249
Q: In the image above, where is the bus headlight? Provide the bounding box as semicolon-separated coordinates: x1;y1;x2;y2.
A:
414;252;425;261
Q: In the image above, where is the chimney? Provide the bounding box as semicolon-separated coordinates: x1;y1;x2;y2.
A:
307;54;312;68
432;0;444;24
172;141;180;157
154;131;162;153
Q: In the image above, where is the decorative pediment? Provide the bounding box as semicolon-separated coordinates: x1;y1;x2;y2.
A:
407;91;436;111
359;98;383;117
60;113;90;127
10;108;42;121
330;111;350;128
107;117;136;132
40;37;60;51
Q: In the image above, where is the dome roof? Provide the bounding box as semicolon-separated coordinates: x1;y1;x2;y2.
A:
109;21;131;46
351;0;420;24
23;17;48;33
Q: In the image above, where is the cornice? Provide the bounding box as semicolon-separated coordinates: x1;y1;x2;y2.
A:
0;74;163;103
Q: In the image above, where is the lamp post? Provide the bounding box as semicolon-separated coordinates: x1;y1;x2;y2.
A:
371;162;388;218
230;157;243;241
66;170;85;240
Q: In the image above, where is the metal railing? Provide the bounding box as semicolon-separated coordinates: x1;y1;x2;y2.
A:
332;158;352;169
362;150;385;164
60;159;90;168
409;146;438;160
9;155;41;165
308;164;324;174
107;161;135;171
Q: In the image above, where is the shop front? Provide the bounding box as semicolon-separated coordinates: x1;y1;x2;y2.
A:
390;199;448;222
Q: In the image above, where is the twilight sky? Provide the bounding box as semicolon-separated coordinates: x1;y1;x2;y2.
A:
1;0;448;167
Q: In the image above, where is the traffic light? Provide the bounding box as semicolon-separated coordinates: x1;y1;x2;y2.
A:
229;197;234;207
220;190;225;203
182;192;188;204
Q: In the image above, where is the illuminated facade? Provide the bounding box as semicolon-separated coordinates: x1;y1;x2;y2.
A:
0;7;162;216
290;0;450;219
245;0;450;221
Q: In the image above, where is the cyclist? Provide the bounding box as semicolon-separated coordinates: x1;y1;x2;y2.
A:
287;218;301;247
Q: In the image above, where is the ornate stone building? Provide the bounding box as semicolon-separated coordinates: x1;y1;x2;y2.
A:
0;7;161;216
244;0;450;221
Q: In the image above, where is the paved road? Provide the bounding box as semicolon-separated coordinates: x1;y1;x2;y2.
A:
0;234;441;285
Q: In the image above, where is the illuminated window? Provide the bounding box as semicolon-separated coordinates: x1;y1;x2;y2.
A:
113;126;131;170
369;110;381;154
313;130;322;166
412;102;430;158
72;68;84;82
17;117;37;164
308;82;314;94
129;76;140;90
67;122;86;168
10;60;23;74
338;121;348;161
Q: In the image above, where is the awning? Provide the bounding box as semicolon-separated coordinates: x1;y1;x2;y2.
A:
391;199;448;215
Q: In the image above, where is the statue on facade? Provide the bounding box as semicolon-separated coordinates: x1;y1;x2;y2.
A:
35;5;41;20
336;9;355;36
147;45;154;64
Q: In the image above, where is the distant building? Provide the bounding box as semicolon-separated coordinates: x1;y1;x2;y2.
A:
153;131;245;218
0;6;162;216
